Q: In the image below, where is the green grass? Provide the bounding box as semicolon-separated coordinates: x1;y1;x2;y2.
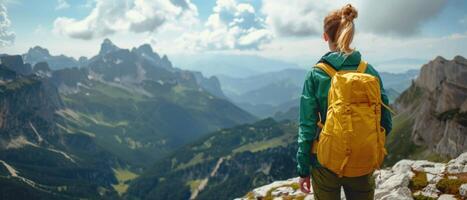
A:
436;177;467;195
409;171;428;191
112;168;139;196
261;183;304;200
175;153;206;170
385;112;421;166
2;77;35;91
233;134;293;154
186;179;204;195
93;82;145;101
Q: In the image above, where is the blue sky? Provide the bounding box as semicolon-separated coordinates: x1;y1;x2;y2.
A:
1;0;466;72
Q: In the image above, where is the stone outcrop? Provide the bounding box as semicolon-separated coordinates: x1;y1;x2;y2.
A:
397;55;466;158
237;153;467;200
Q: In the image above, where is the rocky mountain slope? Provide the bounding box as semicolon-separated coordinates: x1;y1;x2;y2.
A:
237;153;467;200
386;56;466;164
0;59;121;199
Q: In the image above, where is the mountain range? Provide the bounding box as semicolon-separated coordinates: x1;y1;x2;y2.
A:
171;54;301;78
22;46;81;70
0;39;256;199
218;66;419;119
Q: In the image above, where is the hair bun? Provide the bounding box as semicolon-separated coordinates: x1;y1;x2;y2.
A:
341;4;358;22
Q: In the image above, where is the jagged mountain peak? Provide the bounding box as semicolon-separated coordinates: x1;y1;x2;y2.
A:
454;55;467;63
161;54;169;61
99;38;120;55
131;43;162;63
27;46;51;57
161;54;173;68
432;55;447;63
136;43;154;54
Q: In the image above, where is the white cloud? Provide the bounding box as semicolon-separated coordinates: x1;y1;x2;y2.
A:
256;31;467;72
359;0;448;36
179;0;272;51
261;0;448;37
53;0;198;40
0;4;15;47
55;0;70;10
261;0;329;37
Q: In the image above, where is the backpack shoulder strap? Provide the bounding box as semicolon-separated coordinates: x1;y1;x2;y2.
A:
315;62;337;78
357;60;368;73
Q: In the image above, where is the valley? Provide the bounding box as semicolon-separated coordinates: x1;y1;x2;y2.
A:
0;40;256;199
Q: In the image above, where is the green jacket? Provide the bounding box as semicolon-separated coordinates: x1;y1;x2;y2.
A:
296;51;393;177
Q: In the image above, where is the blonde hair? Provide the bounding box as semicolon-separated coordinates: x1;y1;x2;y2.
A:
324;4;358;54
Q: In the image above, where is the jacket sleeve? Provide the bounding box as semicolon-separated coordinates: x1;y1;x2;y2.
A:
367;65;393;134
296;70;319;177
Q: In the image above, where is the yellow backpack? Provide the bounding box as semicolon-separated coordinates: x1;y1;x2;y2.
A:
313;60;389;177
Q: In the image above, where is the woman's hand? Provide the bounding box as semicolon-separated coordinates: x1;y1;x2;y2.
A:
299;176;311;193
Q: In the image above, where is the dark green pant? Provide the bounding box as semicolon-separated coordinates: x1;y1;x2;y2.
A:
311;167;375;200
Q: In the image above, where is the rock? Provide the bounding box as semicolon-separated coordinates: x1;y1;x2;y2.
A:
446;152;467;174
398;56;467;158
379;173;410;189
375;187;413;200
420;184;439;198
374;170;395;187
438;194;457;200
411;160;445;174
392;160;414;174
459;183;467;197
238;153;467;200
271;186;294;196
426;173;443;184
248;177;302;198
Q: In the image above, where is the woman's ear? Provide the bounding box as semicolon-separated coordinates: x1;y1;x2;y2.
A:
323;33;329;42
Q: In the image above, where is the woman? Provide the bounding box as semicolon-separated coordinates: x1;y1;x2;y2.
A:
296;4;392;200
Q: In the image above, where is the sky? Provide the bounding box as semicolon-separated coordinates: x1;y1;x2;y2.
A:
1;0;466;72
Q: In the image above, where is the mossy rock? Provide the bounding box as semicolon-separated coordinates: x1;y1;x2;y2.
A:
436;178;467;194
410;171;428;191
413;194;436;200
263;183;303;200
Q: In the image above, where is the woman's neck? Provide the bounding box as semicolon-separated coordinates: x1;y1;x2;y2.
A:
328;42;338;52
